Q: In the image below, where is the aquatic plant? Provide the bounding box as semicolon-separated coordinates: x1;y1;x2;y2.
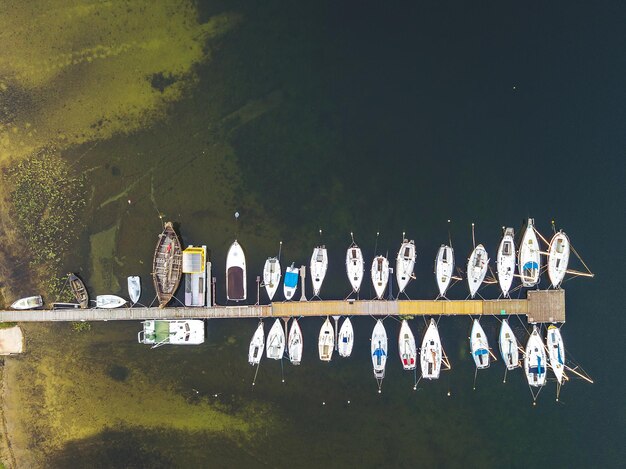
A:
71;322;91;333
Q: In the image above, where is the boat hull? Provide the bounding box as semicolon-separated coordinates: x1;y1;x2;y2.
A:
310;246;328;297
226;240;247;301
547;325;565;384
127;276;141;305
396;240;416;294
96;295;127;309
371;320;388;379
371;256;389;299
524;326;547;387
138;320;204;347
467;244;489;298
11;295;43;310
248;323;265;365
69;273;89;309
435;245;454;297
346;245;364;293
152;222;183;308
420;319;442;379
288;319;303;365
398;320;417;370
266;319;285;360
263;257;281;301
519;219;541;287
497;228;516;297
470;319;490;369
318;318;334;361
498;319;519;370
283;265;299;300
548;231;570;288
338;318;354;357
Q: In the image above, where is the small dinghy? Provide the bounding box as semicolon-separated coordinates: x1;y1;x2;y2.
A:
288;319;303;365
548;231;570;288
266;319;285;360
398;320;417;370
226;240;247;301
127;276;141;306
263;257;282;301
371;320;388;387
248;323;265;365
497;228;516;297
345;242;364;294
152;222;183;308
338;317;354;357
420;319;442;380
283;263;299;300
11;295;43;310
69;273;89;309
470;319;490;369
310;246;328;297
547;324;565;384
467;244;489;298
396;239;416;294
96;295;127;309
435;245;455;298
319;317;334;361
498;319;519;370
525;325;547;387
371;256;389;299
519;219;541;287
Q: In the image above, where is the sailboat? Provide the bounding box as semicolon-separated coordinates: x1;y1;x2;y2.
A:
338;318;354;357
283;263;299;300
524;325;547;387
288;319;303;365
396;239;416;294
371;256;389;299
346;242;364;294
519;219;541;287
263;257;282;301
548;231;570;288
498;319;520;370
434;245;455;298
310;246;328;297
467;245;489;298
470;319;490;369
127;276;141;306
371;320;388;389
496;228;516;297
318;317;334;361
266;319;285;360
10;295;43;310
420;319;442;379
547;324;565;384
248;323;265;365
398;320;417;370
226;240;247;301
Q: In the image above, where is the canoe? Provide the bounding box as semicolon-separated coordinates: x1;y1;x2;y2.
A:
497;228;516;297
371;256;389;299
95;295;127;309
524;325;547;387
288;319;303;365
498;319;519;370
11;295;43;310
137;320;205;347
519;219;541;287
263;257;281;301
420;319;442;379
396;239;416;294
283;263;299;300
548;231;570;288
310;246;328;297
338;317;354;357
398;319;417;371
266;319;285;360
435;245;454;298
152;222;183;308
467;244;489;298
52;302;80;310
127;276;141;305
371;320;388;379
318;317;334;362
547;324;565;384
470;319;490;369
248;323;265;365
69;273;89;309
345;243;364;293
226;240;247;301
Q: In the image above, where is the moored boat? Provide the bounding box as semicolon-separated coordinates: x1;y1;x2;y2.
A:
226;240;247;301
288;319;303;365
137;319;204;348
318;317;334;361
96;295;126;309
248;323;265;365
396;239;416;294
127;276;141;305
498;319;519;370
398;320;417;370
346;242;364;294
519;219;541;287
283;263;299;300
371;320;388;384
548;231;570;288
420;319;442;379
497;228;516;297
263;257;282;301
152;222;183;308
470;319;490;369
547;324;565;384
371;256;389;299
10;295;43;310
266;318;285;360
524;325;547;387
310;246;328;297
69;273;89;309
435;244;455;298
338;317;354;357
467;244;489;298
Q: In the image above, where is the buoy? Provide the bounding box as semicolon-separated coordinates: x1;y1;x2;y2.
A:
447;391;451;397
378;389;381;394
322;401;326;406
235;211;240;219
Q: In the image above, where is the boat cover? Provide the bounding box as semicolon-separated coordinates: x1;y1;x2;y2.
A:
284;271;298;288
227;267;245;299
475;348;488;356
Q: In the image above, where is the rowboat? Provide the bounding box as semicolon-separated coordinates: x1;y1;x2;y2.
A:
470;319;490;369
310;246;328;297
69;273;89;309
266;319;285;360
319;317;334;361
524;325;547;387
137;320;204;348
467;244;489;298
152;222;183;308
498;319;519;370
434;244;454;298
396;239;416;294
283;263;299;300
548;231;570;288
497;228;516;297
519;219;541;287
398;320;417;370
263;257;281;301
420;319;442;379
95;295;126;309
226;240;247;301
248;323;265;365
288;319;303;365
338;317;354;357
371;320;388;385
547;325;565;384
127;276;141;305
345;242;364;293
10;295;43;310
371;256;389;299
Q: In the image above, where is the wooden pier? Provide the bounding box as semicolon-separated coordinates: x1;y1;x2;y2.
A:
0;290;564;323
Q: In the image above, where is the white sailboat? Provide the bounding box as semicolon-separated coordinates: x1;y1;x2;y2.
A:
263;257;282;301
248;323;265;365
371;256;389;299
498;319;519;370
519;219;541;287
467;244;489;298
346;242;364;294
288;319;303;365
266;319;285;360
398;320;417;370
318;317;334;361
420;319;442;380
435;244;455;298
10;295;43;310
226;240;247;301
96;295;127;309
470;319;490;369
547;324;565;384
371;320;388;389
548;231;570;288
310;246;328;297
496;228;516;297
338;317;354;357
524;325;547;387
127;276;141;305
283;263;299;300
396;239;416;294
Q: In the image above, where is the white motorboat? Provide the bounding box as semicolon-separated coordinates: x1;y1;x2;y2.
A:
548;231;570;288
420;319;442;380
371;320;388;381
310;246;328;297
371;256;389;299
498;319;519;370
263;257;282;301
288;319;303;365
266;318;285;360
10;295;43;310
435;244;455;298
496;228;516;297
137;319;204;348
467;244;489;298
519;219;541;287
396;239;416;294
127;276;141;305
248;323;265;365
226;240;247;301
338;317;354;357
318;317;334;361
346;243;364;293
283;263;299;300
547;324;565;384
525;325;547;387
96;295;126;309
398;320;417;370
470;319;490;369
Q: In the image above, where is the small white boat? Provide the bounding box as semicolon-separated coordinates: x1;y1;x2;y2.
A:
345;243;364;293
420;319;442;380
548;231;570;288
470;319;490;369
288;319;303;365
524;325;547;387
547;324;565;384
266;319;285;360
498;319;519;370
10;295;43;310
396;239;416;294
467;244;489;298
127;276;141;305
371;320;388;380
371;256;389;299
226;240;247;301
338;317;354;357
319;317;334;361
248;323;265;365
137;319;204;348
398;320;417;370
519;219;541;287
496;228;516;297
96;295;127;309
434;245;455;298
283;263;299;300
310;246;328;297
263;257;282;301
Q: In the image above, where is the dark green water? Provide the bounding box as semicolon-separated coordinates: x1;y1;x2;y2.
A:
56;1;625;467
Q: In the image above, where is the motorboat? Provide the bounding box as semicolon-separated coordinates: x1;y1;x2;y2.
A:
547;324;565;384
396;239;416;294
434;244;454;298
498;319;519;370
398;319;417;370
137;320;204;348
96;295;127;309
467;244;489;298
318;317;334;361
548;231;570;288
371;256;389;299
310;246;328;297
346;243;364;293
10;295;43;310
519;219;541;287
266;319;285;360
226;240;247;301
127;276;141;305
152;222;183;308
338;317;354;357
497;228;516;297
283;263;299;300
263;257;281;301
470;319;490;369
288;319;303;365
524;325;547;387
420;319;442;379
248;323;265;365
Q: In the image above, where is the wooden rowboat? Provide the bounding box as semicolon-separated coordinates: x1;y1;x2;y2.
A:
152;222;183;308
69;273;89;309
